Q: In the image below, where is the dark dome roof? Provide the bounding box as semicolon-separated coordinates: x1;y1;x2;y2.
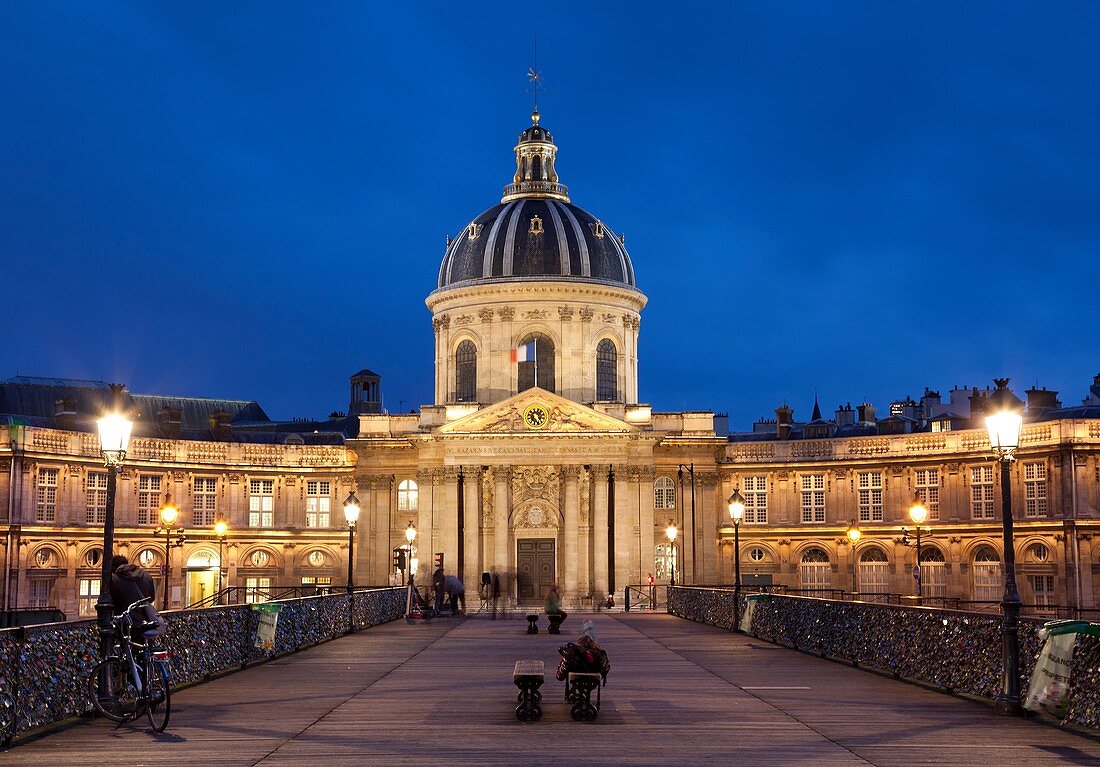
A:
437;198;636;290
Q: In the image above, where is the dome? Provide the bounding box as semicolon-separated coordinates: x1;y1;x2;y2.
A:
434;109;638;292
437;198;636;289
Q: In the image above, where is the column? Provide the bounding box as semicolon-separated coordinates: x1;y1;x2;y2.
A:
615;466;640;589
494;467;511;599
638;467;656;585
592;465;609;598
563;465;581;600
697;471;719;584
463;466;481;590
442;467;460;575
416;468;437;584
371;475;393;585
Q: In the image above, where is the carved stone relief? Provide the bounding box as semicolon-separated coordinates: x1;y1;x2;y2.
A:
511;466;560;508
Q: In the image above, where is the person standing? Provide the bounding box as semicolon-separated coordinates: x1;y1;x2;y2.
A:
491;570;501;619
444;573;465;614
108;554;159;641
432;563;445;613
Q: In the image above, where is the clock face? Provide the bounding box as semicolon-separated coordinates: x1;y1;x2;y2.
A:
523;404;549;430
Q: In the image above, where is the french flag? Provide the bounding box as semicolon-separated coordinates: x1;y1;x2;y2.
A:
510;341;535;363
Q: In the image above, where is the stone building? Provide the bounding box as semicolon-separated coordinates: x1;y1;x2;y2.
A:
2;108;1099;619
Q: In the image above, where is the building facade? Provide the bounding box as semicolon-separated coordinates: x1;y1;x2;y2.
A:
2;109;1099;619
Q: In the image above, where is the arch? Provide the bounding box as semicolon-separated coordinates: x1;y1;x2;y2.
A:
510;499;562;531
744;543;776;564
517;332;555;393
30;543;64;569
302;547;336;569
794;542;832;562
858;546;889;596
859;546;888;562
918;545;947;598
455;339;478;403
398;479;419;512
595;338;618;401
918;546;946;562
186;548;219;569
653;476;675;510
135;547;161;568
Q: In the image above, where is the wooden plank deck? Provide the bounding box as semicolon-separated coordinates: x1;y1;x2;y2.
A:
4;613;1099;766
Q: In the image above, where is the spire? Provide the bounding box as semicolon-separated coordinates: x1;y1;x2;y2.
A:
810;396;823;422
502;63;569;203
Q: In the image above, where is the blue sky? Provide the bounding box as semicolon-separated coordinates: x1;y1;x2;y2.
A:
2;2;1098;426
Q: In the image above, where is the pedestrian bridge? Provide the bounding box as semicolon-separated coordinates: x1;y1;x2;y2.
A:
4;612;1099;766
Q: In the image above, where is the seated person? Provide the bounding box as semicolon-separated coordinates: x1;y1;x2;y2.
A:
556;620;610;684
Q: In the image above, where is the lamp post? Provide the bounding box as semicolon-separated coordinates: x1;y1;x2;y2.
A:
404;520;417;586
846;524;862;594
156;494;186;611
665;521;678;587
343;492;361;593
95;385;133;669
727;489;745;631
985;378;1025;717
907;496;929;600
213;519;228;603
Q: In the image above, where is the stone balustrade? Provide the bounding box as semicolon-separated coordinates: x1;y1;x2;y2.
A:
0;587;405;743
668;586;1100;731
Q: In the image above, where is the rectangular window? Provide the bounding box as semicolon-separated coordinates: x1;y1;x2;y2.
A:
305;480;332;528
86;471;108;525
857;472;883;522
301;575;332;588
137;474;163;525
914;469;940;521
799;562;830;590
36;468;59;523
249;479;274;527
800;474;825;523
970;465;995;520
1023;462;1048;518
973;562;1001;602
743;475;767;524
193;477;218;527
244;576;272;604
78;578;100;616
1031;574;1055;608
932;420;951;433
28;578;54;608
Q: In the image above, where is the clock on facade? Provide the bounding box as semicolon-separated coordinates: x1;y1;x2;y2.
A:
522;404;549;430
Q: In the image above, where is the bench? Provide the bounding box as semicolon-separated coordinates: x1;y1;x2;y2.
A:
525;614;539;634
565;672;602;721
513;660;544;721
547;613;565;634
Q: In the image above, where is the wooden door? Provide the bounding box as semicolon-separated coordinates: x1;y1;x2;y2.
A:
517;539;556;605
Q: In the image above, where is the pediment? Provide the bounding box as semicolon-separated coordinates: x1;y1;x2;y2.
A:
438;388;636;435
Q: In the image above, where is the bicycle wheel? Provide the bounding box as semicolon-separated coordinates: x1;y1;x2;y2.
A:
88;658;138;723
145;660;171;732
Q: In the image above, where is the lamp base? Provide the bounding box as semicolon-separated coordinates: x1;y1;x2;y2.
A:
993;694;1023;717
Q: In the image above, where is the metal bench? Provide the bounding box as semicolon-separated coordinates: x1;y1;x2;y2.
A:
565;672;602;721
513;660;544;721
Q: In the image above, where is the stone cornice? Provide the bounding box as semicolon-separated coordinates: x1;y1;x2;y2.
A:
426;280;648;313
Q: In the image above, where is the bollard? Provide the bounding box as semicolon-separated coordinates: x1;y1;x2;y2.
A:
624;587;630;613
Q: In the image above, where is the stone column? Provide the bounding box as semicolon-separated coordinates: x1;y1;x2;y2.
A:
697;471;719;584
416;469;438;584
615;466;640;589
638;466;656;585
592;465;610;598
494;467;511;597
463;466;481;590
563;465;581;600
442;467;460;576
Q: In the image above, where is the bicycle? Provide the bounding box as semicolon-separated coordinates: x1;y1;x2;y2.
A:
87;596;171;732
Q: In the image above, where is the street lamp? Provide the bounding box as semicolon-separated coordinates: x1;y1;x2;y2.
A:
985;378;1025;716
727;489;745;631
343;492;360;593
907;495;929;600
404;520;417;586
665;521;678;587
213;519;229;602
95;384;132;670
156;494;186;611
846;524;862;594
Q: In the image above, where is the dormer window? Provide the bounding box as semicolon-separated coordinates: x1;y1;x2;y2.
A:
591;221;605;239
529;215;544;235
467;222;483;240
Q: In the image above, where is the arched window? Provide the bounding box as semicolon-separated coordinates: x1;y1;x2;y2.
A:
596;339;618;401
973;545;1001;602
799;547;831;590
455;340;477;402
919;547;946;599
858;547;889;597
398;480;419;512
653;477;676;510
517;333;555;393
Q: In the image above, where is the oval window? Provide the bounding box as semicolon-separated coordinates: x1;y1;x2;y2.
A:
748;547;766;562
34;549;55;568
308;550;327;568
138;549;156;567
250;550;271;568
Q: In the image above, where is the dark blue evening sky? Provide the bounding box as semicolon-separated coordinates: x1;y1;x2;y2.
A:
2;2;1098;427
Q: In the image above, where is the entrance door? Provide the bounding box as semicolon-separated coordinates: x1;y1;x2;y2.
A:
517;539;556;605
187;569;216;606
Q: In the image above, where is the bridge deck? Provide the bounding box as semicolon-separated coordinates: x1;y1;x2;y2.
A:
5;613;1098;766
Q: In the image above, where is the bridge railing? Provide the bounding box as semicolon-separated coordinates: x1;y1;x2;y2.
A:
0;586;405;746
667;586;1100;731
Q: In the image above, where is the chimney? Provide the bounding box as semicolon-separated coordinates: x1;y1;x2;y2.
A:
157;405;182;439
1025;387;1060;418
919;388;941;421
775;404;793;440
968;388;988;422
856;402;877;427
834;403;855;427
54;397;78;431
210;408;233;441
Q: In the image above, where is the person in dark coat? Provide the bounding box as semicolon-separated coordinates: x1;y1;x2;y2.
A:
432;565;445;612
108;554;157;641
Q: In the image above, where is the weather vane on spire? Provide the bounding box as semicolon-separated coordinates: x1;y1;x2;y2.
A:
526;38;543;123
